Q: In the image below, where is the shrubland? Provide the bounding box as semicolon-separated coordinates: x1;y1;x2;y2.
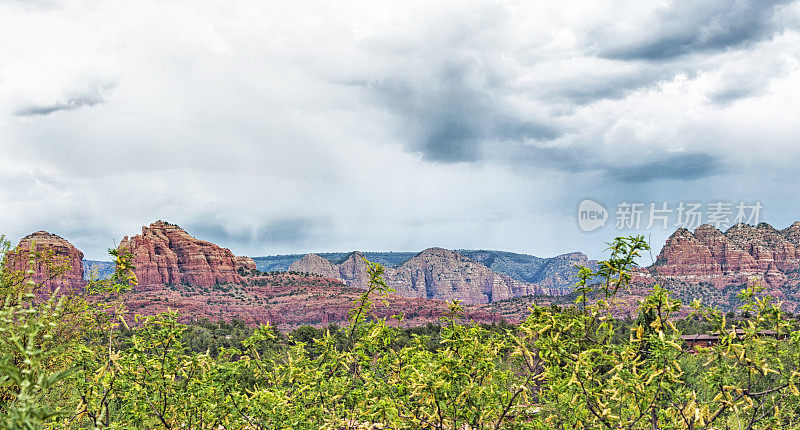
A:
1;234;800;428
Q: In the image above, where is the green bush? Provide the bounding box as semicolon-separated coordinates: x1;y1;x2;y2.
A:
2;235;800;428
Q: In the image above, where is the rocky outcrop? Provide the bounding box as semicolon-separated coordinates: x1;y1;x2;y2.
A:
336;252;374;291
235;256;258;271
459;250;593;290
650;222;800;289
653;228;720;277
118;221;250;289
290;247;567;305
528;252;595;289
6;231;85;293
780;222;800;247
727;223;800;273
290;254;341;279
124;272;505;330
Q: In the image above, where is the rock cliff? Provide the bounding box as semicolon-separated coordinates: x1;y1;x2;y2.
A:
638;222;800;311
289;247;567;305
124;272;505;331
235;256;258;271
118;221;250;289
459;250;593;290
6;231;85;293
651;223;800;287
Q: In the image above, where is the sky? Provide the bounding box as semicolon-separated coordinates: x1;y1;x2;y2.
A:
1;0;800;261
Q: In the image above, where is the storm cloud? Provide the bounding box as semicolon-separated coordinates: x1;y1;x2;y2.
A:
1;0;800;261
364;67;563;163
607;153;723;183
192;218;322;246
599;0;794;60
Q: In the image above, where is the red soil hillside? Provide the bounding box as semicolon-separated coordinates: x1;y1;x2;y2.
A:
124;271;505;331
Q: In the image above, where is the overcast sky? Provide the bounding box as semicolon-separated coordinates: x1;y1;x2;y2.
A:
2;0;800;261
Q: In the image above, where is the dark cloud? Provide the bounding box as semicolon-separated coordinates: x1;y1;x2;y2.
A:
363;64;563;163
189;217;320;248
606;152;722;183
553;69;676;105
707;86;759;105
254;218;318;244
705;62;788;106
15;84;114;117
601;0;792;61
361;62;727;183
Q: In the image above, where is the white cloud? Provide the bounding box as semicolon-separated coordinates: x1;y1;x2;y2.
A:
1;0;799;260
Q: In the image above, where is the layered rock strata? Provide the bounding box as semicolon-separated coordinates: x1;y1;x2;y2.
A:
6;231;86;293
290;247;567;305
650;222;800;288
118;221;250;289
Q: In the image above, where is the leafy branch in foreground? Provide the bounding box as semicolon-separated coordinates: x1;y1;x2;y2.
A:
2;234;800;428
523;235;800;429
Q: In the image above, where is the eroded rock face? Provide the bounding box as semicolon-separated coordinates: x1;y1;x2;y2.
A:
650;223;800;288
290;247;566;305
653;228;719;277
123;272;505;330
290;254;341;279
118;221;249;288
235;256;258;271
6;231;85;293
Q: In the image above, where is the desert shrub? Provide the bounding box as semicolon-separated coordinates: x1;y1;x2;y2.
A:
2;235;800;428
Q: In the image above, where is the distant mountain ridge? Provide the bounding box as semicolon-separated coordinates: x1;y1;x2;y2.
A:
9;222;503;329
288;248;579;305
458;250;594;289
11;221;593;327
256;249;592;291
83;260;115;280
253;252;418;272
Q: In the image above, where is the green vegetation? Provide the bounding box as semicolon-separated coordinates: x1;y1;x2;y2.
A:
3;235;800;428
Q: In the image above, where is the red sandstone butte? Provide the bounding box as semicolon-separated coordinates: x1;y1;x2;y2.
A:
650;222;800;288
118;221;250;289
6;231;85;293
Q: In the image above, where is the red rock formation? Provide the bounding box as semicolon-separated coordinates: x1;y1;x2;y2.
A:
647;222;800;295
653;228;720;277
780;222;800;249
693;224;759;275
235;256;257;271
118;221;249;289
122;272;505;331
6;231;85;293
290;247;566;305
290;254;341;279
